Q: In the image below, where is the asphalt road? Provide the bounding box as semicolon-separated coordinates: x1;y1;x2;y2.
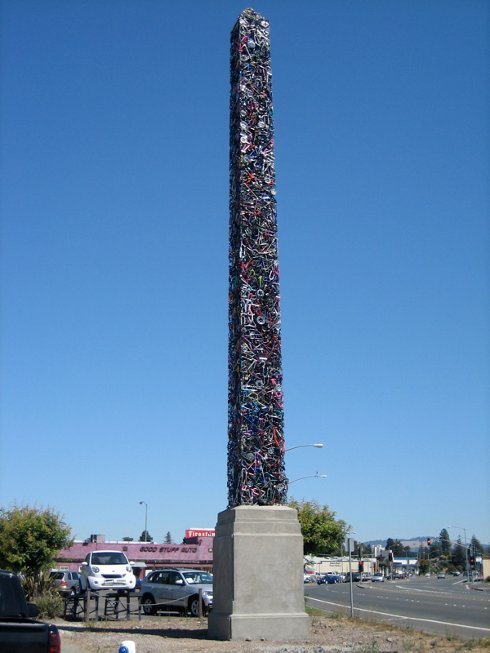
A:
304;576;490;640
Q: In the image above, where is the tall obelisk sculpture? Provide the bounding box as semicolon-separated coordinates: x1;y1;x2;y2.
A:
208;9;310;641
227;7;287;507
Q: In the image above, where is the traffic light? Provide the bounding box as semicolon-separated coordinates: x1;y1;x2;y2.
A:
358;561;364;572
469;555;475;568
427;538;432;546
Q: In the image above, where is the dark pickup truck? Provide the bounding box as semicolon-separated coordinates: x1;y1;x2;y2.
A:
0;569;61;653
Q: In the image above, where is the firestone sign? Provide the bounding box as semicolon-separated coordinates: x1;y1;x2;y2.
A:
185;528;215;538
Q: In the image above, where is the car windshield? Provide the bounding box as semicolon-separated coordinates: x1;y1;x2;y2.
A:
182;571;213;584
91;552;128;565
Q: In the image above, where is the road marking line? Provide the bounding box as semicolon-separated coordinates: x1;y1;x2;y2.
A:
305;596;490;633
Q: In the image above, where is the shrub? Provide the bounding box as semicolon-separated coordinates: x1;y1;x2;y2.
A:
22;569;64;618
34;590;64;619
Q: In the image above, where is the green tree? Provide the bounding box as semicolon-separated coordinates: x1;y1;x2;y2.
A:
431;538;443;559
353;541;372;557
470;535;483;555
139;530;153;542
385;538;405;556
439;528;451;556
122;536;134;542
451;535;466;567
164;531;172;543
418;558;429;575
288;499;348;555
0;505;72;593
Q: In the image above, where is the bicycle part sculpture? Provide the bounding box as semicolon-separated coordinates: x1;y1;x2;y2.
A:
227;8;288;508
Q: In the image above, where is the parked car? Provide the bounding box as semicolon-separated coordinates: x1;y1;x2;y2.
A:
140;568;213;616
49;570;80;596
328;574;343;584
317;573;342;584
304;573;316;583
344;572;362;583
79;550;136;592
372;572;385;582
392;572;406;580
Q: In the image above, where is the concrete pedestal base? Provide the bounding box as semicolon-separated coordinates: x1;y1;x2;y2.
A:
208;505;310;641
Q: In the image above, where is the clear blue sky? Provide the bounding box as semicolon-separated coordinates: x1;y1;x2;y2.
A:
1;0;489;548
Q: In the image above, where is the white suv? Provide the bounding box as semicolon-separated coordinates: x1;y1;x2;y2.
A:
79;550;136;592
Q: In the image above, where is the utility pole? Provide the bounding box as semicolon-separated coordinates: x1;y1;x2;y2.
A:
139;501;148;542
347;537;354;617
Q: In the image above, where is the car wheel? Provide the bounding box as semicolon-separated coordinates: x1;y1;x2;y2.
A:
141;595;156;615
188;596;200;617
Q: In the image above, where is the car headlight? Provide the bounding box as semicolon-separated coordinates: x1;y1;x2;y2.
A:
92;566;100;573
126;565;131;572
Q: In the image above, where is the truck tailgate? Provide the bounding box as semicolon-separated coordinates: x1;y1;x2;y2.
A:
0;619;49;653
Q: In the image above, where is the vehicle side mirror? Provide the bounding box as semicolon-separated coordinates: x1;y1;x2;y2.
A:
175;579;184;585
27;603;39;618
80;562;88;567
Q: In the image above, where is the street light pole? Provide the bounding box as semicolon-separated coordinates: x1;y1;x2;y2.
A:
139;501;148;542
347;536;354;617
286;443;324;452
289;473;327;484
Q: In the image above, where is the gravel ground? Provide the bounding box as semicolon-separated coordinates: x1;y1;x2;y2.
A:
54;613;490;653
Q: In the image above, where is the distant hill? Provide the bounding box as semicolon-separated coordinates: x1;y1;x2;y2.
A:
366;536;432;550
